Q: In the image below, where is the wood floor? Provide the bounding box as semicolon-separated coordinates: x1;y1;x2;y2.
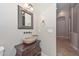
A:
57;37;79;56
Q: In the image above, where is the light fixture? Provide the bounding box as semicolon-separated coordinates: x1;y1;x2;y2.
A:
23;3;28;8
23;3;33;11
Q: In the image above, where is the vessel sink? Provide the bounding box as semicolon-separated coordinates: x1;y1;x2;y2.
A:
23;36;37;44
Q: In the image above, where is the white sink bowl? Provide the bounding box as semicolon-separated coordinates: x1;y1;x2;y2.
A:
23;36;37;44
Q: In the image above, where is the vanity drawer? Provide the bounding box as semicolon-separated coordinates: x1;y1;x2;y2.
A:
23;47;41;56
22;45;37;56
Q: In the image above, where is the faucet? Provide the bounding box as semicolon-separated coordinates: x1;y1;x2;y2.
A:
24;31;32;34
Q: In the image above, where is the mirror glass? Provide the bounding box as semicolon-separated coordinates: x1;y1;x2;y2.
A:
25;13;31;26
18;5;33;29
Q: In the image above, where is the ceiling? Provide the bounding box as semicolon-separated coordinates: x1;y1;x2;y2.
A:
56;3;76;14
57;3;70;10
57;3;77;10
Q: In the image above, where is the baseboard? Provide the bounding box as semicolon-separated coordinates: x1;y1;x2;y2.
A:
71;44;79;52
57;36;69;39
57;36;64;38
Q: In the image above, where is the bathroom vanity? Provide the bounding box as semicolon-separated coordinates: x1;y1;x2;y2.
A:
16;5;41;56
15;40;41;56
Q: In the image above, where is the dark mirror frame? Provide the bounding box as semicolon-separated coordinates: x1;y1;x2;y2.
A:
18;5;33;29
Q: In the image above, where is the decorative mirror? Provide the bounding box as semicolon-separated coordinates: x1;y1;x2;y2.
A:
18;5;33;29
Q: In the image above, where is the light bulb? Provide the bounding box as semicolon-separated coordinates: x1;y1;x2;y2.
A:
30;7;33;11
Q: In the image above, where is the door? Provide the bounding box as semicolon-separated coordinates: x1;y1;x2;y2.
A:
57;17;66;37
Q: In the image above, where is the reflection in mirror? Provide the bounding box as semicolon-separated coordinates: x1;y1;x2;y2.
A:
18;5;33;29
25;13;31;26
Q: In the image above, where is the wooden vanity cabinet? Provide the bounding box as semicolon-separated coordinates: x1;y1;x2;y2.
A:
15;40;41;56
